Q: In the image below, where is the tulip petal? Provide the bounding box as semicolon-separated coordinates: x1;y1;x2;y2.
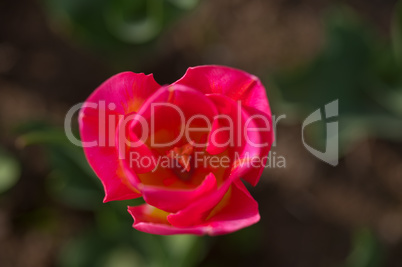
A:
202;179;260;235
166;172;237;227
83;71;161;114
128;179;259;235
79;72;160;202
207;94;273;186
142;173;217;213
206;94;245;156
128;204;206;235
236;106;273;186
80;111;142;202
174;65;271;113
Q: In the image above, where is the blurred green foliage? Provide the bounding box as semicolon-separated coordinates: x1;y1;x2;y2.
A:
273;6;402;154
342;229;384;267
42;0;199;66
16;121;102;210
0;148;20;194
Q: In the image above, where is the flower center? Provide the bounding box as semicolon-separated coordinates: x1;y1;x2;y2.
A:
167;142;194;181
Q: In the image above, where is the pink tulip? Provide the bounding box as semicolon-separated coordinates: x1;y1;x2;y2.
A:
79;65;273;235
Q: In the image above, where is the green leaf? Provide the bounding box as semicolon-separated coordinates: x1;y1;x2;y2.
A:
16;125;103;209
101;246;145;267
342;228;384;267
42;0;200;57
162;235;205;267
275;7;375;113
104;0;164;44
167;0;199;10
0;149;20;194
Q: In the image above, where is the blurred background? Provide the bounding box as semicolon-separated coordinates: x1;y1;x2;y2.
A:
1;0;402;266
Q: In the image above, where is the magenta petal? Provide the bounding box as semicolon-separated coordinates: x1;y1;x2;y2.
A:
206;94;245;156
102;173;141;202
84;72;161;114
128;205;206;235
118;127;159;174
203;179;260;235
79;110;142;202
174;65;271;113
128;179;259;236
207;94;273;186
79;72;160;202
237;106;273;186
142;173;217;213
166;173;237;228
